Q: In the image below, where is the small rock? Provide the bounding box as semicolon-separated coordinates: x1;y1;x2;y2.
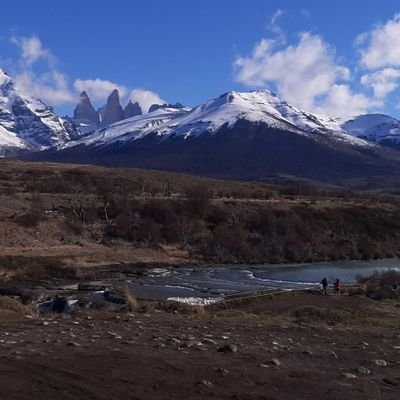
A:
217;344;238;353
356;366;371;375
67;341;80;347
342;372;357;379
185;340;202;348
303;350;313;356
374;359;388;367
259;363;269;368
323;350;338;359
202;338;218;345
216;367;229;376
199;379;213;387
270;358;281;367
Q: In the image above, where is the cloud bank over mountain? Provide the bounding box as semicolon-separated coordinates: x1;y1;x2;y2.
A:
234;12;400;117
7;35;165;113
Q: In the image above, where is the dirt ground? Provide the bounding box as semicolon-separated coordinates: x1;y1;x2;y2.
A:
0;294;399;399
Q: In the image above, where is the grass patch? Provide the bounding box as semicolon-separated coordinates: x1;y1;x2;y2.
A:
124;286;140;312
0;296;35;316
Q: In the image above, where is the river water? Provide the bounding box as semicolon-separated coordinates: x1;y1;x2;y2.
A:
127;259;400;301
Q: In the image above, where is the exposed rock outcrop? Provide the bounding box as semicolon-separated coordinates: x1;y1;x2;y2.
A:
100;89;124;126
123;100;142;119
0;68;81;153
73;91;99;124
148;103;184;113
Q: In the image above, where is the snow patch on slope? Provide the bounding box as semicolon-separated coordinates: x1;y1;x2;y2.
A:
66;107;187;147
340;114;400;143
70;90;372;149
0;68;81;153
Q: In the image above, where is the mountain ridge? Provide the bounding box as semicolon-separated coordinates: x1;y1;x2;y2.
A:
0;68;81;155
3;68;400;184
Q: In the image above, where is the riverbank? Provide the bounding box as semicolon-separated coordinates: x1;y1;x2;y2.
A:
0;292;399;399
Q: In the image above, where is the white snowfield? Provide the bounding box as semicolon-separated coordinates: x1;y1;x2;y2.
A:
339;114;400;142
66;107;188;147
68;90;386;149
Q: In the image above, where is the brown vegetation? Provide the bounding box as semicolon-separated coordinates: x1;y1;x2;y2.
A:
1;159;400;279
357;270;400;300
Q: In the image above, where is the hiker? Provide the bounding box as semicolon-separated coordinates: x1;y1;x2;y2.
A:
320;277;328;295
334;278;340;296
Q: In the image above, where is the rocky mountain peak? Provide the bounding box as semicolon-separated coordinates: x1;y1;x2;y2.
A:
0;69;14;93
0;68;81;153
123;100;142;119
100;89;124;125
148;102;185;113
73;91;99;124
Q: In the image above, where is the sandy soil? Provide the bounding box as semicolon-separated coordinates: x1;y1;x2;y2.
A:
0;294;399;399
0;243;191;267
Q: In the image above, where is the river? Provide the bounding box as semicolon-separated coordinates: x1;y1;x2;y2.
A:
127;259;400;301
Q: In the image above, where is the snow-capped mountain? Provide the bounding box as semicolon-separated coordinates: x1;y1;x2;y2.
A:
69;106;188;147
2;69;400;183
339;114;400;147
65;90;372;149
34;89;400;183
0;69;80;155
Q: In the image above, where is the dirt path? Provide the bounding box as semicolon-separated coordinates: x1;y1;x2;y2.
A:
0;295;399;399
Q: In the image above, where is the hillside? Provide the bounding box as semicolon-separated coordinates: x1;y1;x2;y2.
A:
2;160;400;281
25;91;400;184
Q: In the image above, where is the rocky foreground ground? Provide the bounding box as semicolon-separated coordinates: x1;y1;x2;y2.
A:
0;294;399;399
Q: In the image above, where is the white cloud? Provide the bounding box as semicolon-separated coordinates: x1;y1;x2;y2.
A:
74;79;127;102
270;9;285;27
10;35;74;105
129;89;166;113
358;14;400;69
8;35;165;111
361;68;400;98
266;9;287;43
14;70;74;105
10;35;54;66
234;32;357;114
318;84;381;118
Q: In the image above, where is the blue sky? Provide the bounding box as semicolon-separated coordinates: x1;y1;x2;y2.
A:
1;0;400;118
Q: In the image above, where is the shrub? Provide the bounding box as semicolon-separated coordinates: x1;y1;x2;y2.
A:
357;270;400;300
124;287;141;312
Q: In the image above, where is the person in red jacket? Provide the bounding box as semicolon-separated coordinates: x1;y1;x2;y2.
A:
334;278;340;296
